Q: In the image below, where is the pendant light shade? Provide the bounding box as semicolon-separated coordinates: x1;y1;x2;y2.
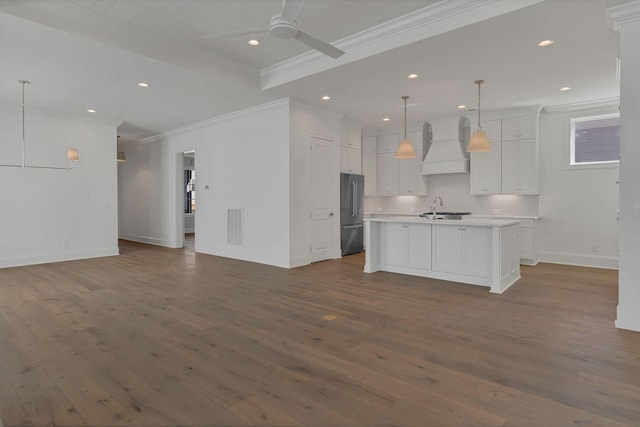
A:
466;80;490;152
396;95;416;159
66;148;79;162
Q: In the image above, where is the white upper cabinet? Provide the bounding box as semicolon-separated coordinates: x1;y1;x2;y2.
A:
376;152;398;195
377;133;398;153
362;136;377;154
470;119;502;195
469;111;539;196
373;129;426;196
501;116;536;141
501;116;538;195
340;118;362;174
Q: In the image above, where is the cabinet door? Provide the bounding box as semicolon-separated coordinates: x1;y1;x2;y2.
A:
470;147;502;195
341;120;361;148
432;225;463;273
381;223;406;266
362;153;376;196
463;226;492;278
362;136;377;154
340;147;361;174
518;117;536;139
377;133;398;153
501;139;537;194
376;152;398;195
501;140;518;194
516;139;537;194
407;224;431;269
398;149;426;195
519;226;534;260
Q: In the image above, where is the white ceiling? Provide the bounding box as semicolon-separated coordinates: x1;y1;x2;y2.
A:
0;0;624;142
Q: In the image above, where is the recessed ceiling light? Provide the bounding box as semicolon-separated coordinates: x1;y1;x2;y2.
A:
137;82;150;88
321;95;331;100
560;86;572;92
538;39;555;47
408;73;418;79
87;109;96;113
382;117;390;122
248;39;260;46
457;105;466;110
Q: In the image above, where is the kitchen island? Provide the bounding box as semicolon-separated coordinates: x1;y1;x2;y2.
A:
364;216;521;294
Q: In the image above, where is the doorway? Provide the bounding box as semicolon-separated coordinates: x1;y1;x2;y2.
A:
183;151;196;251
308;136;335;263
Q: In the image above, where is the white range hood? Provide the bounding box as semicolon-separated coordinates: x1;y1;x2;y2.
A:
422;116;470;175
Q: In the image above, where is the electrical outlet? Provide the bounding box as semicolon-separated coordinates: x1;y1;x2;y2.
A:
492;208;500;214
63;240;70;248
409;207;416;212
591;244;599;253
376;207;382;212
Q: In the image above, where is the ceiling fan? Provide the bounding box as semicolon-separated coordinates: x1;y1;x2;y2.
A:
201;0;345;59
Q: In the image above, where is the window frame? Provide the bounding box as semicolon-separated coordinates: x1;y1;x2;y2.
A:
569;112;620;168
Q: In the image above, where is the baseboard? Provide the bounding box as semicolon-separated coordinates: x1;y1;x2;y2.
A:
118;234;176;248
538;251;618;270
616;306;640;332
289;255;310;268
0;247;120;269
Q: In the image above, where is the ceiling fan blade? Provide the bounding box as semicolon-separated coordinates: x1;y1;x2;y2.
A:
201;27;269;40
281;0;306;20
295;30;345;59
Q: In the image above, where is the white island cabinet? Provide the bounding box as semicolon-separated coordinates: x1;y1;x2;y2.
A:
365;216;521;294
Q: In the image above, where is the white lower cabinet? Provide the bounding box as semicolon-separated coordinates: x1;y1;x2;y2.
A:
432;225;492;278
381;223;431;269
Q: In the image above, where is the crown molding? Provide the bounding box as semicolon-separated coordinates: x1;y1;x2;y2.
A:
542;97;620;114
261;0;544;90
607;1;640;32
137;98;291;143
290;99;343;121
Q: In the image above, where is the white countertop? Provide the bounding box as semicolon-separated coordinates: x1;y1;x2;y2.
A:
365;216;520;227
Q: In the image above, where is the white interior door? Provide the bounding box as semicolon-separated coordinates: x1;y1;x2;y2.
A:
309;136;334;263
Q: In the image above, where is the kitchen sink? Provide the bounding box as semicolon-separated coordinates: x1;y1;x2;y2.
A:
419;212;471;220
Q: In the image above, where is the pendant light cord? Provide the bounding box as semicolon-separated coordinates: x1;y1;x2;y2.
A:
402;95;409;140
475;79;483;131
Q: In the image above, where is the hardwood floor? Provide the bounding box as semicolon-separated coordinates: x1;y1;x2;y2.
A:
0;241;638;426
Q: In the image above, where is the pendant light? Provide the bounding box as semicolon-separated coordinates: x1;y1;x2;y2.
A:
0;80;79;170
396;95;416;159
466;79;491;152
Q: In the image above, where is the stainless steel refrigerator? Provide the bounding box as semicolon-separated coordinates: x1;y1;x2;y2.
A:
340;173;364;256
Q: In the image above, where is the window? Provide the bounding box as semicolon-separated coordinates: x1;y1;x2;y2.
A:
184;169;196;213
570;113;620;165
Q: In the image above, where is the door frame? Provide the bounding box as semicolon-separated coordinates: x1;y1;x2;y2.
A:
307;134;339;263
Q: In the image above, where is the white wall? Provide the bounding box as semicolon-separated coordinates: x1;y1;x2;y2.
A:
537;105;620;269
119;99;297;268
0;107;119;268
610;1;640;331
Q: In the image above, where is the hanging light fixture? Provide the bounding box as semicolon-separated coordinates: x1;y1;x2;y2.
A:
116;135;126;163
0;80;79;170
467;79;490;152
396;95;416;159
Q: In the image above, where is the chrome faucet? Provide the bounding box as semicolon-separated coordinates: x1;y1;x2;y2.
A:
431;196;443;218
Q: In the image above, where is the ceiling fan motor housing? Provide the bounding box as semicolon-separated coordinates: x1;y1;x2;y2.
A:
270;16;298;39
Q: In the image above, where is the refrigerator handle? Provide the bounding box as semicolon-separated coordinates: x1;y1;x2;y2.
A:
354;181;358;216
